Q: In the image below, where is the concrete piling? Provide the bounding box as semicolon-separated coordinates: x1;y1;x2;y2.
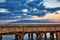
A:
45;33;47;40
0;35;2;40
31;33;33;40
28;33;30;40
50;33;54;40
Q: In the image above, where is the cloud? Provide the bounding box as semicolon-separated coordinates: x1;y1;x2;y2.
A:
26;0;34;3
56;10;60;13
43;0;60;8
0;8;10;13
22;9;29;13
42;13;60;22
0;0;6;2
25;10;60;22
0;20;20;24
1;11;60;23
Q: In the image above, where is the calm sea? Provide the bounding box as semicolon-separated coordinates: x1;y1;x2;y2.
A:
2;34;37;40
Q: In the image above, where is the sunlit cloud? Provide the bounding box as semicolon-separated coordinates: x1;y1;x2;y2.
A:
26;0;34;3
0;0;60;23
0;20;20;24
56;10;60;14
38;1;43;6
33;8;38;11
22;9;29;13
43;0;60;8
0;0;6;2
26;10;60;22
43;13;60;22
0;8;10;13
23;14;27;15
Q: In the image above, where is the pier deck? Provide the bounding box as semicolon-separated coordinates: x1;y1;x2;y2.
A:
0;24;60;40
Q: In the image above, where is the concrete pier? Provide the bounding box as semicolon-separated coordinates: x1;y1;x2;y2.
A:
28;33;30;40
0;24;60;40
56;32;60;40
0;35;2;40
50;33;54;40
31;33;33;40
45;33;47;40
39;33;43;40
36;33;39;40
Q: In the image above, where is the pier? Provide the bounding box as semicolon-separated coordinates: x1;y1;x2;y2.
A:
0;24;60;40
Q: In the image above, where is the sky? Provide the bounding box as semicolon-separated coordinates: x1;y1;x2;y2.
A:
0;0;60;24
43;0;60;8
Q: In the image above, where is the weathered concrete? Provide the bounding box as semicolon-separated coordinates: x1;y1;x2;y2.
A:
0;24;60;40
50;33;54;40
0;24;60;34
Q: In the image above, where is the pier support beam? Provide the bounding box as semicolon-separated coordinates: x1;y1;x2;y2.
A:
19;33;24;40
36;33;39;40
50;33;54;40
56;32;60;40
15;33;25;40
0;35;2;40
31;33;33;40
45;33;47;40
15;35;19;40
39;33;43;40
28;33;30;40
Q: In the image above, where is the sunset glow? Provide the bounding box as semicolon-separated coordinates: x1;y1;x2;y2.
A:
0;0;60;23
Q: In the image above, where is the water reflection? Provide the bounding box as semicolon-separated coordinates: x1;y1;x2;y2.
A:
2;33;59;40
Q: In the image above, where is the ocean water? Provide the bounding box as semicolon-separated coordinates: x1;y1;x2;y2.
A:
2;34;56;40
2;34;37;40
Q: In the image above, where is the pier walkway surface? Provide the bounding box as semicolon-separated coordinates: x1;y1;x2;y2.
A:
0;24;60;40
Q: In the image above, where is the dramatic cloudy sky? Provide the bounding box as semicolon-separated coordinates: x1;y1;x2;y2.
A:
44;0;60;8
0;0;60;24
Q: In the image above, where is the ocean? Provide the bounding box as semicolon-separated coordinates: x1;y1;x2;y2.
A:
2;33;57;40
